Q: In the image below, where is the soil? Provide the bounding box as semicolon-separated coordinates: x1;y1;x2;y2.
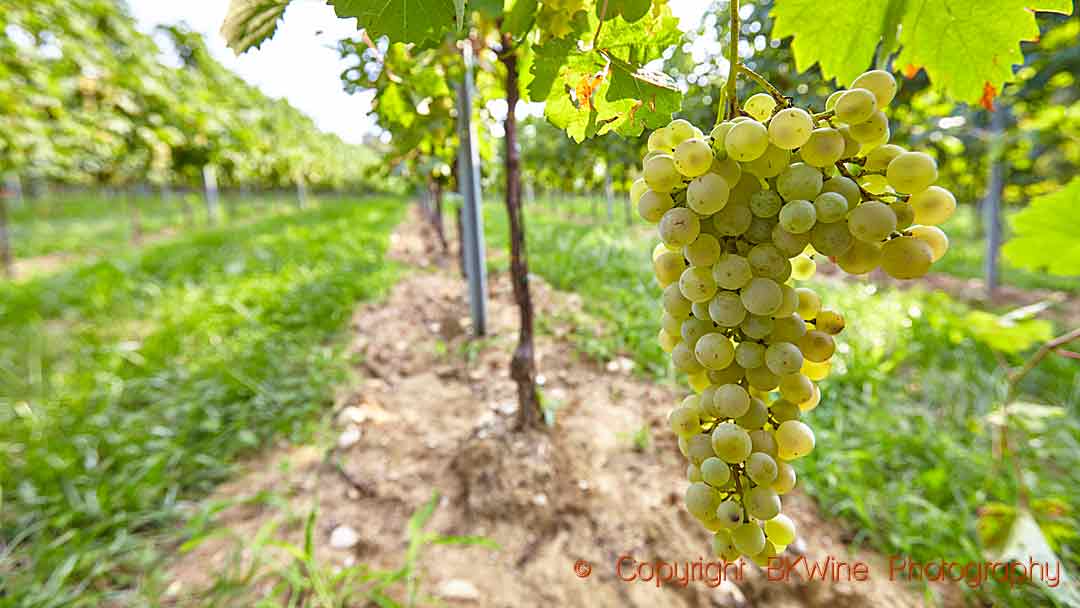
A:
160;211;962;607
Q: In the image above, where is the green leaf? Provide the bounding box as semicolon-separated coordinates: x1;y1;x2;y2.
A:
328;0;458;44
597;0;651;22
1002;177;1080;277
964;310;1054;354
505;0;539;37
220;0;295;54
603;53;681;135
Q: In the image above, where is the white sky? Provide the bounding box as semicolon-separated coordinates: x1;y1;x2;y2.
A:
126;0;712;144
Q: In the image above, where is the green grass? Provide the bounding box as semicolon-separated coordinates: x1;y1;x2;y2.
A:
0;197;404;606
487;198;1079;606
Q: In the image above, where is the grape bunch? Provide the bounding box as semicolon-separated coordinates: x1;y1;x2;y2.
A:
629;70;955;564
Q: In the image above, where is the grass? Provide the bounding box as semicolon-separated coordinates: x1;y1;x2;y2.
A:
487;196;1080;607
0;196;404;606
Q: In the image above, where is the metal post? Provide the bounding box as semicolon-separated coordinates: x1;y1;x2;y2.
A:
605;173;614;222
297;172;308;209
457;42;488;337
203;164;220;225
984;106;1008;298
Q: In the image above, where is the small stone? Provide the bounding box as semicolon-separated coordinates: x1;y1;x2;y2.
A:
536;374;547;386
532;494;548;507
577;480;590;491
437;579;480;601
329;525;360;550
338;426;362;449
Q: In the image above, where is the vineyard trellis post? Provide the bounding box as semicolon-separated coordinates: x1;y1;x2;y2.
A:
984;104;1009;298
203;164;220;225
456;41;488;337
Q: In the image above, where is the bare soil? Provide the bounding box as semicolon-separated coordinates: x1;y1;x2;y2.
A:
160;212;961;607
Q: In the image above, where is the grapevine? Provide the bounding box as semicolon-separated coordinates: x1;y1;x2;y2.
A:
631;1;956;565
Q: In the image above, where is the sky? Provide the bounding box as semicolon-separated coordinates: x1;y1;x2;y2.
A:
127;0;712;144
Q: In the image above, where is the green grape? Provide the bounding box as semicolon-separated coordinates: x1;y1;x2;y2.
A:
653;250;688;286
712;202;753;236
886;151;938;194
644;154;681;193
679;266;718;303
770;398;801;423
744;144;791;178
724;120;769;162
709;362;746;386
749;189;782;218
861;173;891;194
685;234;722;268
798;330;835;362
772;224;811;257
910;186;956;225
732;522;766;556
745;92;778;121
709;122;734;157
802;358;831;382
714;383;751;418
795;287;820;319
813;191;849;223
711;156;742;184
768;107;814;150
746;486;781;520
910;225;949;261
836;239;882;274
700;457;733;487
821;175;861;207
778;200;817;234
765;342;804;376
695;333;736;370
735;341;766;369
769;313;807;343
747;452;778;485
848;201;897;242
848;110;888;144
811;219;855;255
799;127;845;168
667;118;696;144
681;317;714;346
790;254;816;281
837;125;862;157
778;373;814;403
711;253;750;289
658;328;679;353
730;172;762;205
662;282;693;319
686;433;715;465
749;428;778;456
630;178;648;205
864;143;905;172
852;69;898;107
825;90;844;111
745;216;777;244
777;162;823;202
661;311;682;336
816;310;845;335
764;513;797;546
688;462;703;483
737;397;769;429
750;540;780;567
711;422;753;463
741;314;775;341
890;200;915;230
775;284;800;317
637;190;674;223
648;126;675;152
798;383;821;412
746;364;779;391
881;235;933;279
687;173;730;214
775;420;815;461
834;88;877;124
674;138;714;177
748;243;787;278
740;277;782;316
708;292;748;327
772;461;797;494
669;405;701;437
685;481;724;521
671;341;704;373
659;207;702;247
716;501;743;529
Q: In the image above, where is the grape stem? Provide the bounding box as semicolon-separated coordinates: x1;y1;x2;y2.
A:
732;466;749;522
591;0;609;48
723;0;740;121
738;64;789;108
812;109;835;121
833;161;908;203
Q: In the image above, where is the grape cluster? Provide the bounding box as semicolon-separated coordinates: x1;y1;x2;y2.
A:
629;70;954;564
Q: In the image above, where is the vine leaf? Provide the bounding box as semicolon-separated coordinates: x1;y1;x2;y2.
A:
328;0;458;44
220;0;295;54
596;0;651;22
1002;176;1080;277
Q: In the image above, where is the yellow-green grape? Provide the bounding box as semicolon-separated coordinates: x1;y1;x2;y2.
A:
630;178;648;206
658;328;679;352
834;88;877;124
732;522;767;556
795;288;821;321
693;300;713;322
647;127;674;152
816;310;845;335
687;173;730;214
772;224;811;257
769;313;807;343
910;186;957;225
813;191;848;223
709;362;747;387
662;282;693;319
653;241;678;261
644;154;681;193
746;363;780;391
746;216;779;244
713;201;753;237
770;398;801;423
748;243;788;279
848;201;897;242
659;207;701;247
910;225;949;261
772;461;797;494
737;397;769;429
798;330;835;362
749;428;778;457
852;69;898;107
864;143;905;172
778;373;814;403
675;137;715;178
669;405;701;437
695;333;735;370
716;500;743;530
777;162;823;202
810;220;855;256
660;311;681;336
886;151;938;194
724;120;769;161
800;127;845;167
730;172;762;204
700;457;733;487
735;341;765;369
671;341;704;373
768;107;814;150
686;433;715;465
746;486;781;520
712;253;753;289
837;239;882;274
765;342;804;376
682;317;714;346
861;173;891;194
711;422;752;463
653;250;688;286
745;92;778;121
821;175;861;207
709;292;748;327
858;125;892;153
711;156;742;184
779;200;817;234
891;200;915;230
714;383;751;418
798;383;821;412
685;482;723;521
825;90;844;111
837;125;862;157
637;190;674;222
744;144;791;178
881;235;933;279
764;513;798;546
775;284;800;317
689;370;711;393
776;420;815;461
750;189;782;218
740;277;783;316
668;119;697;143
688;462;703;482
710;121;734;157
685;233;722;267
680;266;718;303
802;358;831;381
848;110;889;144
